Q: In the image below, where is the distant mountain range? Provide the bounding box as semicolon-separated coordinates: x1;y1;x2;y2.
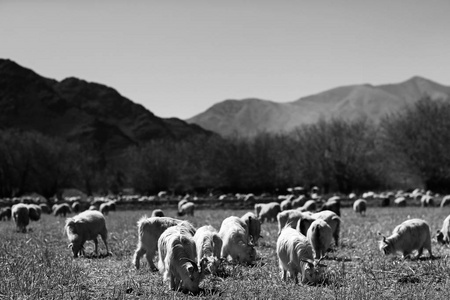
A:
0;59;212;158
187;77;450;137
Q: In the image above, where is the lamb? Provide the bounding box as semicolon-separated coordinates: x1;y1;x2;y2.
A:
53;203;71;217
276;225;325;284
132;216;195;270
11;203;29;233
219;216;256;265
157;222;203;293
277;209;311;235
151;209;164;217
353;199;367;216
255;202;281;223
27;204;42;221
178;202;195;216
436;215;450;245
306;219;333;260
241;212;262;245
65;210;110;258
193;225;223;276
0;207;12;221
378;218;432;259
297;210;341;247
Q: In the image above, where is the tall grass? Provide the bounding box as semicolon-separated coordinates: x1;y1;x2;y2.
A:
1;207;450;299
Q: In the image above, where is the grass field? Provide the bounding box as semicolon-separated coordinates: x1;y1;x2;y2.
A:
1;206;450;299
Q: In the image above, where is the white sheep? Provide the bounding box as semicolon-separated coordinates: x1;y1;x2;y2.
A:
151;209;164;217
394;197;406;207
436;215;450;245
65;210;109;258
378;218;433;259
440;195;450;208
276;225;325;284
255;202;281;223
193;225;223;276
178;202;195;216
157;222;203;293
132;216;195;270
353;199;367;216
277;209;311;235
291;195;307;209
178;199;188;212
318;198;341;216
297;210;341;247
420;195;434;207
241;212;262;245
219;216;256;265
280;196;293;211
53;203;72;217
12;203;29;233
299;200;317;212
306;219;332;260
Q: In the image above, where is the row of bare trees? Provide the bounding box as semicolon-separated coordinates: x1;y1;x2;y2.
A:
1;98;449;198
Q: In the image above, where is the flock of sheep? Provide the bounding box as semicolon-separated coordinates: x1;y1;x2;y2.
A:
2;189;450;294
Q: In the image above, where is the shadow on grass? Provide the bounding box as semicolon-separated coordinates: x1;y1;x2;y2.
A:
416;255;440;261
81;252;112;259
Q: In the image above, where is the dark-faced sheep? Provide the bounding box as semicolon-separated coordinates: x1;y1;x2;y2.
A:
53;203;71;217
151;209;164;217
318;198;340;216
241;212;262;245
12;203;29;233
27;204;42;221
0;207;12;221
440;195;450;208
353;199;367;216
378;218;432;259
436;215;450;245
65;210;109;258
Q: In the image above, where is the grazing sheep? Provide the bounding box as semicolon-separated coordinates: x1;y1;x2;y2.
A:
88;205;98;211
178;199;188;212
299;200;317;213
297;210;341;247
255;202;281;223
307;219;333;260
53;203;71;217
280;197;293;211
378;218;432;259
27;204;42;221
421;195;434;207
277;226;325;284
151;209;165;217
99;202;110;216
11;203;29;233
380;197;390;207
318;199;340;216
193;225;223;276
0;207;12;221
353;199;367;216
219;216;256;265
436;215;450;245
39;203;50;214
107;201;116;211
65;210;109;258
291;196;307;209
394;197;406;207
241;212;262;245
178;202;195;216
277;209;311;235
72;201;81;213
440;195;450;208
132;217;195;271
157;222;202;293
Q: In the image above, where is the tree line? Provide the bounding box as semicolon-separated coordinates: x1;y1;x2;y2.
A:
1;97;449;198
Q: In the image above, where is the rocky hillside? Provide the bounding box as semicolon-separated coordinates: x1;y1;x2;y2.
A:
187;77;450;137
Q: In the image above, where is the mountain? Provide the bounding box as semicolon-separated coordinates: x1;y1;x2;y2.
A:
187;77;450;137
0;59;212;157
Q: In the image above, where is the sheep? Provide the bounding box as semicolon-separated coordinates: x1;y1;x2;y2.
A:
280;197;293;211
0;207;12;221
219;216;256;265
421;195;434;207
378;218;432;259
297;210;341;247
307;219;333;260
65;210;110;258
440;195;450;208
99;202;110;216
178;199;188;211
39;203;51;214
255;202;281;223
132;216;195;271
277;209;311;235
151;209;164;217
27;204;42;221
11;203;29;233
72;201;81;213
380;197;390;207
178;202;195;216
299;200;317;212
88;205;98;211
394;197;406;207
353;199;367;216
193;225;223;276
436;215;450;245
291;196;307;209
318;199;340;216
53;203;71;217
276;225;325;284
157;222;202;293
241;212;262;245
107;200;116;211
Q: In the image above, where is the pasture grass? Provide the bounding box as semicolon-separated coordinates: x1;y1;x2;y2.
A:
1;206;450;299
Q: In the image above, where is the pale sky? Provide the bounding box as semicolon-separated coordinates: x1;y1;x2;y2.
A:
1;0;449;119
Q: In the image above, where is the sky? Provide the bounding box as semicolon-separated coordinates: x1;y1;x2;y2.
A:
1;0;450;119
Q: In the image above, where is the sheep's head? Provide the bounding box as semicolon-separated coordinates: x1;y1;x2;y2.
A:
436;230;446;245
301;258;326;284
378;232;393;255
199;256;221;276
180;258;201;293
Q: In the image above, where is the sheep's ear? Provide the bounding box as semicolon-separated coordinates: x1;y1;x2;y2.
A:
67;243;73;249
436;230;441;234
301;259;314;267
259;235;263;239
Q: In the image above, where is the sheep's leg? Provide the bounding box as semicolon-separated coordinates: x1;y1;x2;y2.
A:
100;233;109;255
169;274;176;290
93;237;99;256
280;266;287;281
145;249;158;271
417;247;423;259
133;247;146;269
